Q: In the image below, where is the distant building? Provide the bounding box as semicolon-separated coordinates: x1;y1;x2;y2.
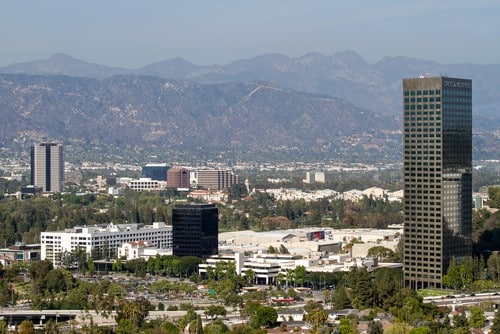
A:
120;177;167;192
0;243;41;266
142;163;169;181
315;172;326;183
403;76;473;289
303;172;311;184
118;241;172;260
303;172;325;184
41;222;172;267
172;203;218;257
187;189;227;203
20;185;43;199
195;169;239;190
167;167;190;189
31;143;64;192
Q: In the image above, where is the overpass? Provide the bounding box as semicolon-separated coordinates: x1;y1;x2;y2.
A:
0;309;196;327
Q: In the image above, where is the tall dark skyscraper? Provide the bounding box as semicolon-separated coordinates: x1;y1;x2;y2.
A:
172;203;218;257
30;143;64;192
403;77;472;289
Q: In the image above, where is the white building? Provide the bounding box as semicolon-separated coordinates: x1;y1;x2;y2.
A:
41;222;172;267
315;172;325;183
120;177;167;192
187;189;227;203
118;241;172;260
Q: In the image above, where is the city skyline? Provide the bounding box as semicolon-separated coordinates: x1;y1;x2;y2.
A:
1;1;499;68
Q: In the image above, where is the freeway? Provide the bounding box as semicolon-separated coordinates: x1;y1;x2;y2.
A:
0;309;198;327
423;292;500;307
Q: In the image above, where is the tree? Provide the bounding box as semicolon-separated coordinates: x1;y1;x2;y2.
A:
244;268;255;285
294;265;307;287
350;267;375;309
373;268;401;310
17;320;35;334
204;305;227;319
368;321;383;334
332;285;351;309
338;318;355;334
228;183;248;201
408;328;431;334
251;306;277;329
204;319;229;334
115;297;153;328
491;308;500;334
116;318;138;334
285;269;295;287
452;313;468;331
112;258;123;272
384;323;410;334
189;315;204;334
487;253;500;282
367;246;397;262
275;272;285;289
304;307;328;334
87;258;96;275
468;306;486;329
0;321;8;334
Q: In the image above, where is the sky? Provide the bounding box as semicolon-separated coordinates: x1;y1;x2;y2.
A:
1;1;499;68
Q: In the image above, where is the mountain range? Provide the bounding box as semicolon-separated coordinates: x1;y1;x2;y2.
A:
0;51;498;162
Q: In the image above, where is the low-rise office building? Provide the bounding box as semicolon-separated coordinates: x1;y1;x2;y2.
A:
41;222;172;267
0;243;41;265
120;177;167;192
118;241;172;260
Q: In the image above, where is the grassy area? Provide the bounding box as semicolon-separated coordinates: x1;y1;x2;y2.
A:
417;289;453;298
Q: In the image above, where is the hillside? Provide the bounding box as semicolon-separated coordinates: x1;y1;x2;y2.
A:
0;74;400;162
2;51;500;121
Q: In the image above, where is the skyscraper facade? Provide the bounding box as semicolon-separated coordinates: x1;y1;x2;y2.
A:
172;203;218;258
31;143;64;192
167;167;190;189
403;77;472;289
196;169;239;190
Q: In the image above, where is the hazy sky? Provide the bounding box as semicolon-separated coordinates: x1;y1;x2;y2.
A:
1;1;499;68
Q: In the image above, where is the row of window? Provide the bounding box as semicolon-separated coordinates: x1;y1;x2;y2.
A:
443;89;471;97
442;96;471;103
405;122;441;127
405;96;441;103
405;104;441;110
404;90;441;96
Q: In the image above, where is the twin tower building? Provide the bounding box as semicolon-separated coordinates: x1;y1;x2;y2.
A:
31;76;473;290
30;142;64;193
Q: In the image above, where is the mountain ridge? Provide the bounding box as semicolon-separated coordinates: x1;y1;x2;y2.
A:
2;51;499;119
0;73;404;162
1;52;499;162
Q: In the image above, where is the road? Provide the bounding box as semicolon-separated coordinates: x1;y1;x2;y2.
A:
423;292;500;307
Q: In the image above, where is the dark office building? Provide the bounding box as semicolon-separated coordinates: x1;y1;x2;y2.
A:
172;203;218;257
403;76;472;289
142;163;169;181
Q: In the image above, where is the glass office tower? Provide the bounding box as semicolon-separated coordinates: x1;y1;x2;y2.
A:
403;77;472;289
